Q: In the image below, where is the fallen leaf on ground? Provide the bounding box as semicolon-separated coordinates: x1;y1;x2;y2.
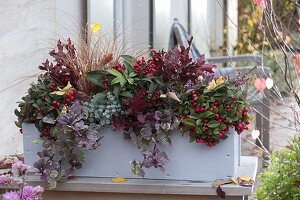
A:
111;176;128;183
216;186;226;199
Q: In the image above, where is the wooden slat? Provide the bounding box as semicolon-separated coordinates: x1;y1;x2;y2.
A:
21;156;257;197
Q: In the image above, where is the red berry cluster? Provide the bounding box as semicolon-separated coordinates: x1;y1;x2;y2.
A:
233;108;249;134
143;60;157;75
63;90;75;105
113;64;126;73
132;57;146;74
186;90;249;147
142;89;161;103
40;124;50;138
132;57;158;75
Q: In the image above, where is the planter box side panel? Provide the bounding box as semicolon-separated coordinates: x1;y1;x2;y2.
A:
23;123;240;181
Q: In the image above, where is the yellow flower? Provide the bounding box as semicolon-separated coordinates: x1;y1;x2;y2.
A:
90;22;101;33
207;80;217;91
216;76;224;85
51;81;73;96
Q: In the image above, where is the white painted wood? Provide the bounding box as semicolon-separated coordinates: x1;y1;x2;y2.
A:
87;0;114;37
122;0;150;53
23;123;240;181
22;156;257;197
227;0;238;55
190;0;225;56
153;0;188;50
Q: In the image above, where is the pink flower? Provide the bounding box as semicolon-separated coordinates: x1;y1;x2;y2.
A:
0;174;12;185
33;185;44;194
12;161;28;175
21;185;36;200
2;191;20;200
254;78;266;91
253;0;268;9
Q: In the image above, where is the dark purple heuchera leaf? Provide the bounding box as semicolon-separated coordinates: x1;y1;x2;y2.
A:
76;128;103;149
154;110;171;122
56;101;87;131
123;89;150;115
140;124;154;140
67;153;83;176
39;39;78;87
42;116;56;124
34;152;60;181
130;160;145;177
141;146;169;171
150;38;215;85
57;101;102;149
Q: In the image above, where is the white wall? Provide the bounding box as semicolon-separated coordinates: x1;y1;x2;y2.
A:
0;0;85;158
88;0;150;55
190;0;225;56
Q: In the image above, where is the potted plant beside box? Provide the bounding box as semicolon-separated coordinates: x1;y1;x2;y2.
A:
15;38;250;188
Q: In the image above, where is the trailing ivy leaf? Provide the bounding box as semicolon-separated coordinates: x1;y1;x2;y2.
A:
207;120;220;128
182;118;196;127
86;71;103;87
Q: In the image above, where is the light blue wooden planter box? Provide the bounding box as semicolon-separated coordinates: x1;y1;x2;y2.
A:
23;123;240;181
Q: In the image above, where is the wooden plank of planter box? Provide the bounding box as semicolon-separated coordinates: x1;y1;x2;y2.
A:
18;156;257;200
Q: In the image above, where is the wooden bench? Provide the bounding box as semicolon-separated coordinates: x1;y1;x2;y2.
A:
2;156;257;200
